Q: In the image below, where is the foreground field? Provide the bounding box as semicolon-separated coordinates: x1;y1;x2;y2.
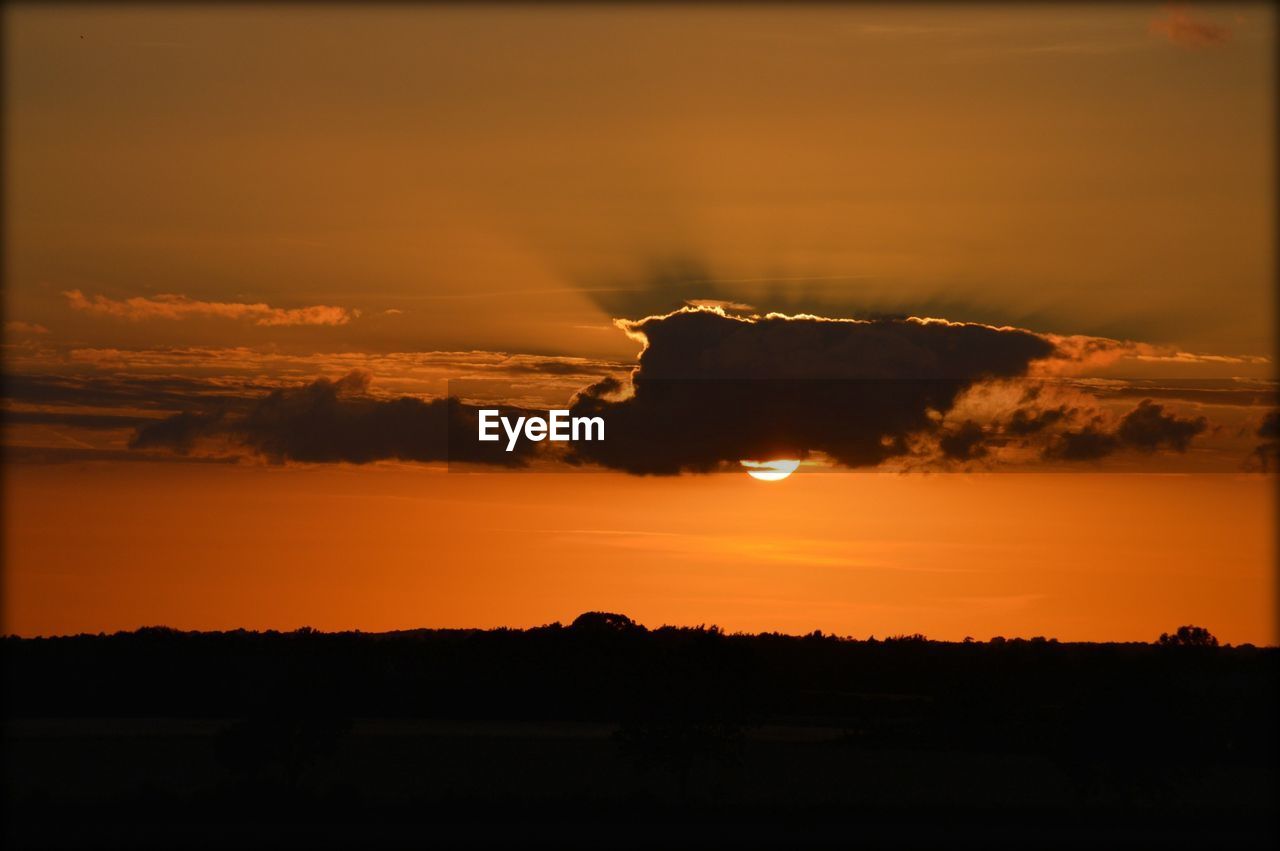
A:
3;616;1276;848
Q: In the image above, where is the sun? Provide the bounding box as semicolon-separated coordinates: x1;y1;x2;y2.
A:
740;459;801;482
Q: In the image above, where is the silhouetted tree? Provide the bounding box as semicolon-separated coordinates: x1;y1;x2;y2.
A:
570;611;646;633
1157;625;1218;648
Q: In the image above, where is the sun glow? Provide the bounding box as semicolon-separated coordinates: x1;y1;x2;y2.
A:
740;459;801;482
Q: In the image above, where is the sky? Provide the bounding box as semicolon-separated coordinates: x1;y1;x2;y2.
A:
3;3;1276;642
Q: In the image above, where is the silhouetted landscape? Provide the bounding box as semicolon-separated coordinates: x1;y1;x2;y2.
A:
2;614;1275;848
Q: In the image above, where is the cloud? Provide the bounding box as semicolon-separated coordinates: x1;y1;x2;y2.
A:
1044;399;1207;461
63;290;355;326
58;345;616;374
938;421;989;461
129;371;537;466
3;372;275;413
5;321;49;335
0;347;635;463
1044;423;1118;461
1035;334;1267;375
685;299;754;312
1080;380;1277;408
1005;404;1071;435
6;306;1254;472
3;446;239;466
566;307;1056;474
576;262;1269;379
1149;6;1230;48
3;410;158;430
0;346;629;414
1116;399;1207;451
1246;411;1279;472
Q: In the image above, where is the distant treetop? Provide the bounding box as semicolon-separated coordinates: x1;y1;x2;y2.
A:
570;612;645;633
1158;625;1219;648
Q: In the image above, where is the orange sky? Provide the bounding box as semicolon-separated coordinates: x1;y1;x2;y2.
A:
5;3;1274;356
3;463;1273;643
3;3;1276;641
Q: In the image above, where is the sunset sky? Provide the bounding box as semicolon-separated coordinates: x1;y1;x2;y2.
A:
3;3;1275;642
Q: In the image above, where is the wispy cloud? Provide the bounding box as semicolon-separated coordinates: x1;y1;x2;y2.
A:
541;528;973;573
1149;5;1231;48
684;298;754;312
1035;334;1268;375
49;346;629;405
63;290;356;327
5;321;49;335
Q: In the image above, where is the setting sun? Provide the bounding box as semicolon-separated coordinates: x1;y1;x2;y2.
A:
740;459;802;482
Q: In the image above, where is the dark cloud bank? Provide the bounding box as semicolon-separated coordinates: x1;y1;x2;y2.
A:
131;371;536;466
122;310;1233;473
1246;411;1280;472
1042;400;1207;462
567;310;1056;474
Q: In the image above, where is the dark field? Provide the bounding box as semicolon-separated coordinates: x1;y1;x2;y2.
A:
3;616;1276;848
